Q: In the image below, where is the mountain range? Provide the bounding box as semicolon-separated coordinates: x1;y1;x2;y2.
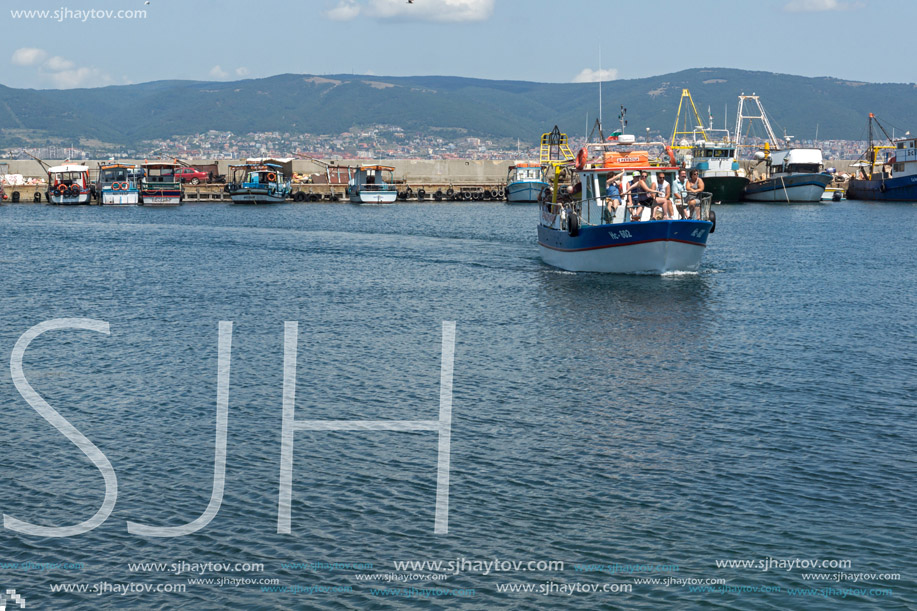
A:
1;68;915;149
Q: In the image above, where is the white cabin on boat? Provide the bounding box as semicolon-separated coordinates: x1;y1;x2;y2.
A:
764;148;823;176
890;137;917;178
47;164;91;204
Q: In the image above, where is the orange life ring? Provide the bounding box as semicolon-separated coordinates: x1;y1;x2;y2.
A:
665;145;677;166
57;184;68;194
113;182;123;191
575;148;588;170
266;172;277;182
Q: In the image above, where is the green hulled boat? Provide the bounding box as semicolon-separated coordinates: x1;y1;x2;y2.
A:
688;140;749;203
701;174;749;203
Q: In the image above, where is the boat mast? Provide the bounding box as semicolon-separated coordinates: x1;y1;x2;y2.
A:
670;89;708;147
734;93;780;150
598;46;603;132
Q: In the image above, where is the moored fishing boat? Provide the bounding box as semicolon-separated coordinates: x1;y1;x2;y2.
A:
347;165;398;204
670;89;747;203
735;94;830;202
846;113;917;201
98;163;141;205
743;147;832;202
227;163;291;204
538;126;715;274
47;164;91;205
686;139;748;203
505;162;548;203
140;161;182;206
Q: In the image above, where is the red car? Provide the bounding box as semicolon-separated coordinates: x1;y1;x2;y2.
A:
174;167;211;185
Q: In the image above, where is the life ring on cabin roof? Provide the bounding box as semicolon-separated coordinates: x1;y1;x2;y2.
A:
575;147;588;170
664;145;677;166
266;172;277;182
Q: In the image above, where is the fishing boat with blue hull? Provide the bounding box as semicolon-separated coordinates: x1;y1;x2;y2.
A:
735;94;831;202
743;148;832;202
98;163;141;205
538;134;715;274
227;162;291;204
505;162;548;203
846;113;917;201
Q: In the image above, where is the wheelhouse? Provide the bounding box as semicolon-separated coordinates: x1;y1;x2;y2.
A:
48;164;89;189
351;165;396;191
507;163;543;182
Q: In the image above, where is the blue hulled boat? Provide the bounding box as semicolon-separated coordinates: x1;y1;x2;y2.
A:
846;113;917;201
505;162;548;203
538;134;715;274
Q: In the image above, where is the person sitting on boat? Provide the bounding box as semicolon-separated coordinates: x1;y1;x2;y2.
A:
685;169;705;219
672;169;689;219
603;171;626;223
650;171;675;220
624;171;653;221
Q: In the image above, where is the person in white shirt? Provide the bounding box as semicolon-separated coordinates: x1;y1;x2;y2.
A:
672;169;688;219
650;171;676;220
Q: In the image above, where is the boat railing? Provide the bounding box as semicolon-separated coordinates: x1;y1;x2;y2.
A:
552;191;714;226
693;192;713;221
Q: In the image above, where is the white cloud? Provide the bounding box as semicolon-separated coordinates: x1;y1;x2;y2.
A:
209;65;229;79
235;66;250;77
325;0;494;22
325;0;361;20
11;47;48;66
46;66;113;88
784;0;861;11
44;56;75;71
572;68;619;83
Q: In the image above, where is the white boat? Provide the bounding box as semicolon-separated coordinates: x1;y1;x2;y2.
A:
744;148;832;202
47;164;91;205
505;162;548;203
347;165;398;204
98;163;141;205
140;162;182;206
735;94;830;202
227;162;291;204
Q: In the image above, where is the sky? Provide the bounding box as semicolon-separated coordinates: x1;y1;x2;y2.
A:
1;0;914;90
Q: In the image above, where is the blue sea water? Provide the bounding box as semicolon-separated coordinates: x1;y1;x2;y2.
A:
0;200;914;610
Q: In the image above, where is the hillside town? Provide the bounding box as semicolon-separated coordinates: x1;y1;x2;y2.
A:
0;125;870;162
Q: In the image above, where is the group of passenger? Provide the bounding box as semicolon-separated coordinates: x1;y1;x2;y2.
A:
603;168;704;222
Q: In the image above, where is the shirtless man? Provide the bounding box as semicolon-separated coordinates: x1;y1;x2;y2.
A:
685;169;705;220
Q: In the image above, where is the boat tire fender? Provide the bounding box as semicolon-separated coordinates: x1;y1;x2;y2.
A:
567;211;580;237
34;191;42;202
446;188;454;198
880;182;887;193
708;209;716;233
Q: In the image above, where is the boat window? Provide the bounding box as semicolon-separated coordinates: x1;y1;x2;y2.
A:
786;163;821;173
894;163;904;173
